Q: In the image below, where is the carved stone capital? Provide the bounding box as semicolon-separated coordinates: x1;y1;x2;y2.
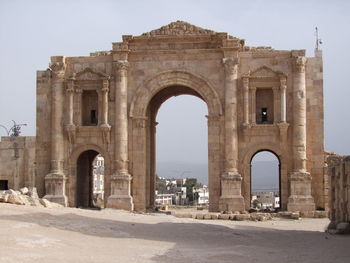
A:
242;77;249;89
280;76;287;86
114;60;129;72
292;56;307;73
223;58;239;76
66;80;75;93
50;59;66;79
102;79;109;92
249;86;257;91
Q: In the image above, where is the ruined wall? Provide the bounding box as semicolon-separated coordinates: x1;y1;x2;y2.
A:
35;70;52;197
327;155;350;229
306;56;326;210
0;136;36;190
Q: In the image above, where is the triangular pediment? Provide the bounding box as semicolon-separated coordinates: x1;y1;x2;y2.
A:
142;20;216;36
250;65;282;78
74;67;110;80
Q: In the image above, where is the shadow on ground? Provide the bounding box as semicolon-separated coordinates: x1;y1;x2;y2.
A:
1;211;349;263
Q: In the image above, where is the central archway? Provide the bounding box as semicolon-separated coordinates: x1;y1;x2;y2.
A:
130;71;223;211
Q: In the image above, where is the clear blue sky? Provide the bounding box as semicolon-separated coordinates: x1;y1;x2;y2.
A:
0;0;349;165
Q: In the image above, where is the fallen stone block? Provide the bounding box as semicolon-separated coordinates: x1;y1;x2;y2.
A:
210;214;219;220
173;213;193;219
19;187;29;195
218;214;230;220
291;212;300;220
28;187;39;199
203;214;212;220
234;214;251;221
7;193;24;205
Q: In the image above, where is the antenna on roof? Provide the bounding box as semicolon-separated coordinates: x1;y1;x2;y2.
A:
314;27;323;57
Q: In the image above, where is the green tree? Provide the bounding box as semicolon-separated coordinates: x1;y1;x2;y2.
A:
155;175;166;194
184;178;197;203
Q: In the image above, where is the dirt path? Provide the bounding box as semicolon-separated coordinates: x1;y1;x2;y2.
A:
0;203;349;263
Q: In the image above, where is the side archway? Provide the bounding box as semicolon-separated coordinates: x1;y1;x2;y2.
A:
67;144;111;207
241;143;288;210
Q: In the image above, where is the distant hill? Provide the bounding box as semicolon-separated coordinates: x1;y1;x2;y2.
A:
157;161;279;192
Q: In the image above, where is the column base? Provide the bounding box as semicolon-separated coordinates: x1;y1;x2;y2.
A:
43;194;68;207
287;171;315;212
219;196;245;212
107;173;134;211
107;195;134;211
219;171;245;212
43;172;68;207
287;195;316;212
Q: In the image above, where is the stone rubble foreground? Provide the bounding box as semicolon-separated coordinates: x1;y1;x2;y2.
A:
0;187;62;208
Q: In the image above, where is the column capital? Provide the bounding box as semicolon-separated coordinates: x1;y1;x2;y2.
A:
272;86;280;91
66;80;75;93
102;79;109;92
114;60;129;72
250;86;257;91
242;77;249;89
222;58;239;76
292;56;307;73
75;88;83;94
49;58;66;80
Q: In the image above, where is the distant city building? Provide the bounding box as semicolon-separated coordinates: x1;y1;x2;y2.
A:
92;154;104;195
251;191;280;209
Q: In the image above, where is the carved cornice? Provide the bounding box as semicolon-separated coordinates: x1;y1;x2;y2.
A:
292;56;307;73
142;20;215;36
222;58;239;76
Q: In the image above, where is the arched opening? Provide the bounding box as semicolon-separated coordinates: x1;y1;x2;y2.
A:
76;150;105;208
250;150;280;211
147;85;208;209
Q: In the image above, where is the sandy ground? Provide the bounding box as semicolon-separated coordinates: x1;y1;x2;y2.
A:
0;203;349;263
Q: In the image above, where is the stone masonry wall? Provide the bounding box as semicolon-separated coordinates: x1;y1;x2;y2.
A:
0;136;36;190
327;154;350;231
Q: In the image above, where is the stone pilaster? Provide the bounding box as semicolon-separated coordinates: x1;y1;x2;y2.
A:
43;56;68;206
272;86;279;124
219;58;245;212
288;56;315;211
243;77;249;125
107;60;133;210
65;80;76;144
101;79;109;126
280;77;287;123
75;88;83;126
250;87;256;124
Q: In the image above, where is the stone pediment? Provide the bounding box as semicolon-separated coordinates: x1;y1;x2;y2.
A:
73;67;110;81
249;65;285;78
142;20;216;36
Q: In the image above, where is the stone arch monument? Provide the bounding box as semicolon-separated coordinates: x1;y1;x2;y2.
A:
35;21;326;212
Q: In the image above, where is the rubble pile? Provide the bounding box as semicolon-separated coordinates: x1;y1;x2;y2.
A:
0;187;62;208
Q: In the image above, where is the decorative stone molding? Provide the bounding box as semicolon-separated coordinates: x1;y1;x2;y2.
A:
292;56;307;73
142;20;216;36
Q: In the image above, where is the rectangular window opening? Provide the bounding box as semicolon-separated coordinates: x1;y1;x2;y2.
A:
0;180;9;190
261;108;268;123
90;110;97;125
